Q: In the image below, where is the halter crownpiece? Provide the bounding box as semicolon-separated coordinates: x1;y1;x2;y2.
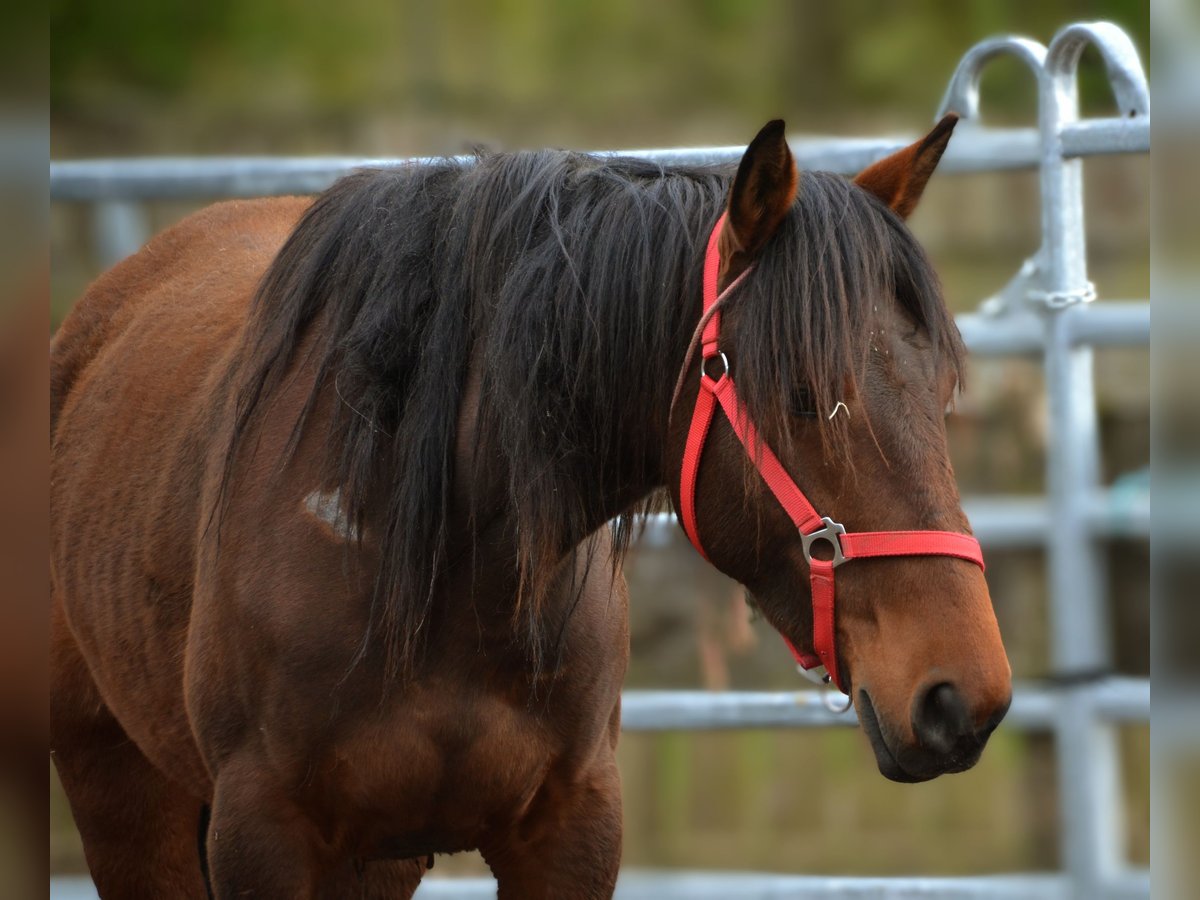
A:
677;212;986;694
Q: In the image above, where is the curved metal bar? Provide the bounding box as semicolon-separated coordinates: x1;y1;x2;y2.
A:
935;35;1047;121
1033;22;1149;896
1045;21;1150;120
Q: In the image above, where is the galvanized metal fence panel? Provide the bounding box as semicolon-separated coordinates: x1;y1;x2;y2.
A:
50;19;1150;900
49;114;1150;204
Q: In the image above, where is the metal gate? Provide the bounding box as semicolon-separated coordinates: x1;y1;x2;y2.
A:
50;20;1150;900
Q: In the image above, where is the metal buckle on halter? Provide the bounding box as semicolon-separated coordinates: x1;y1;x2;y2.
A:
796;663;853;712
797;663;831;686
700;351;729;383
801;517;848;568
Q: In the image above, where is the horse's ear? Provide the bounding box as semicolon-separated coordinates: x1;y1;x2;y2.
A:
853;113;958;219
726;119;798;258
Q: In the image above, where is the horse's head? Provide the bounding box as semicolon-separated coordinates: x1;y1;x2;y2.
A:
670;118;1010;782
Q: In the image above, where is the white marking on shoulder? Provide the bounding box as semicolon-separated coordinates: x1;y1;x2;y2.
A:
304;488;359;542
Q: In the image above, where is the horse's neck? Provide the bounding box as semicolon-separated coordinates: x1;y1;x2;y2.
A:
451;324;682;554
451;192;710;554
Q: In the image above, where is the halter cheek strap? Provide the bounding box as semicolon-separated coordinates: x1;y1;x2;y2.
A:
678;212;985;694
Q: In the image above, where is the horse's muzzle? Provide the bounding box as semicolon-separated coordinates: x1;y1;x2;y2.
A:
857;685;1010;783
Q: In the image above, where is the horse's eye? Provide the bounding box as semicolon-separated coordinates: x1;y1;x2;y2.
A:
790;387;818;418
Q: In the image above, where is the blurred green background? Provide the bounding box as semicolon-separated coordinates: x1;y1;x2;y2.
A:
50;0;1150;883
50;0;1149;157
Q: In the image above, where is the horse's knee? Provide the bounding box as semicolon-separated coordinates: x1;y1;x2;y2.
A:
483;758;623;900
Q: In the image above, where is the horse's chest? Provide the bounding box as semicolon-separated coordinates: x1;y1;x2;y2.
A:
327;692;559;854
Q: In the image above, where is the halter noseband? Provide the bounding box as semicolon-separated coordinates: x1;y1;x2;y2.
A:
677;212;985;694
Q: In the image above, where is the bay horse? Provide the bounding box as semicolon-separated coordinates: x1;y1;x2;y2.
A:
50;116;1011;898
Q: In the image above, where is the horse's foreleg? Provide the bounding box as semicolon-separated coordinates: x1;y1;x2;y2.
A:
207;755;427;900
51;600;210;898
481;756;623;900
206;756;330;900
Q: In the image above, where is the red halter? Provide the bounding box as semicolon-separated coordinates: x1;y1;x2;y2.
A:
678;213;985;694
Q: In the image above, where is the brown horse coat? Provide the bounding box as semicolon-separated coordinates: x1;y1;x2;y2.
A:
53;197;628;897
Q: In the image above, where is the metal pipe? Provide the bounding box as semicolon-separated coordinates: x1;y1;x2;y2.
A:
48;118;1149;203
1061;303;1150;347
619;679;1147;733
956;304;1150;355
1038;23;1148;895
53;870;1151;900
90;201;150;268
956;310;1045;356
405;870;1143;900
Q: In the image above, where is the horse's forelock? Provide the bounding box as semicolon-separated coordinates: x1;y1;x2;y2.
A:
729;171;963;463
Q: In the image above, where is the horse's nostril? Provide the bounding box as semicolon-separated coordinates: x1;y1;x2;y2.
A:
912;682;972;755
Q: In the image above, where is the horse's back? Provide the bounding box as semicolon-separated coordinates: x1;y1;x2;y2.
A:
51;197;311;434
50;196;311;787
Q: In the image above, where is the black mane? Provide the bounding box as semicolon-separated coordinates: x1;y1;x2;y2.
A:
223;150;962;677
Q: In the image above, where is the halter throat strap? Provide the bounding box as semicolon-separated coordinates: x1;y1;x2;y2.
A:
677;212;985;694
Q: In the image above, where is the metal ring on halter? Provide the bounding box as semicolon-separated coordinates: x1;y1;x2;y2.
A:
796;664;853;712
801;517;848;568
822;688;854;714
700;351;729;383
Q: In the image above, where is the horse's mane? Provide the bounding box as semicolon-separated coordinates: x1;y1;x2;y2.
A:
222;150;962;679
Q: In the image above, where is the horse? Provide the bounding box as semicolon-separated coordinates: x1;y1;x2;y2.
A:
50;116;1011;898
